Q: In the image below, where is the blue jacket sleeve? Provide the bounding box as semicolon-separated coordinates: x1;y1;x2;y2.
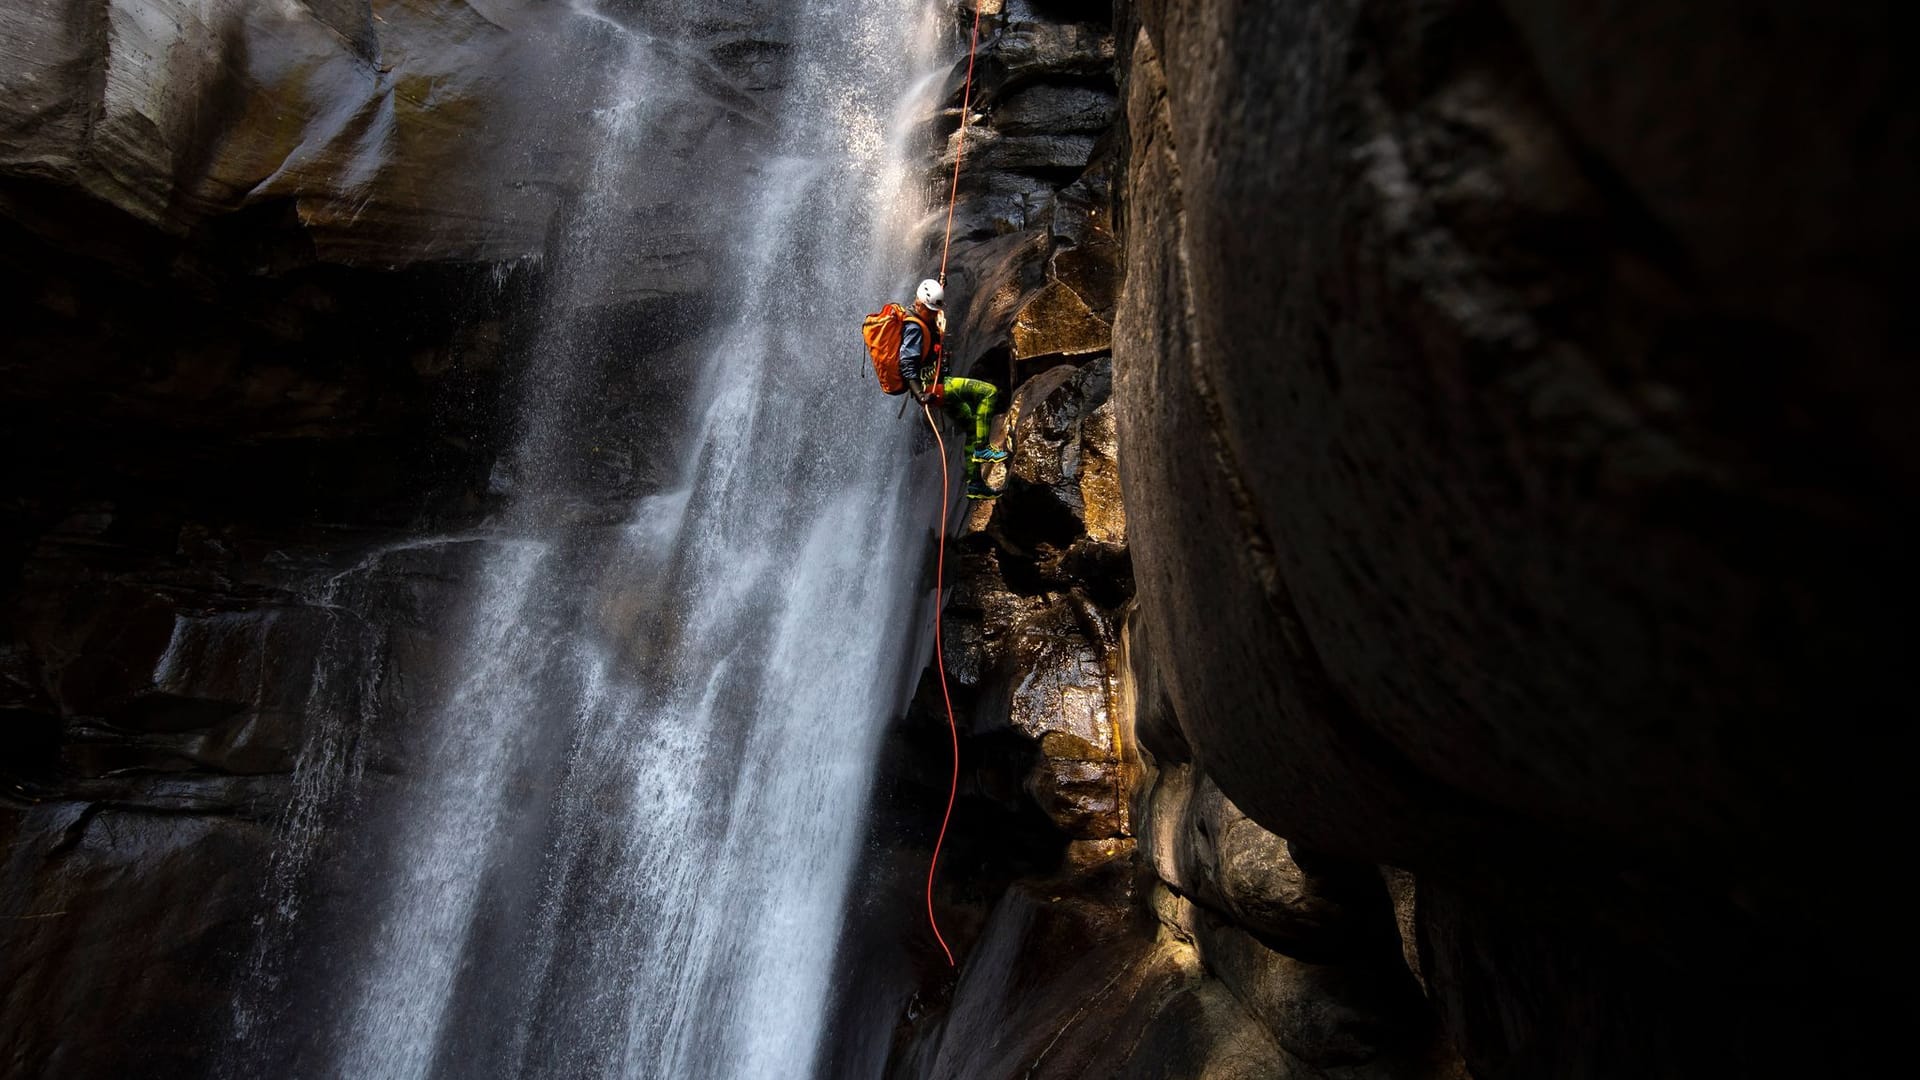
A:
899;320;924;385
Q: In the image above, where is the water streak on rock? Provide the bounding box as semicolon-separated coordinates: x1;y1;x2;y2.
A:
232;2;942;1076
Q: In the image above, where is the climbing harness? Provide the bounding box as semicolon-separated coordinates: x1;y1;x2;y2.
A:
923;0;985;969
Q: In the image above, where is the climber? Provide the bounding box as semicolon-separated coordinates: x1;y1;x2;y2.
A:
899;278;1010;499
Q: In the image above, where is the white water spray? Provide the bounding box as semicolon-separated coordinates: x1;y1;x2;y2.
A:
237;2;949;1077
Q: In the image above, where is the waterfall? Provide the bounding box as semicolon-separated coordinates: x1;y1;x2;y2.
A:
230;2;946;1076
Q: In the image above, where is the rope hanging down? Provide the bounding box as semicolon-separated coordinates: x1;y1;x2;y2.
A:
921;403;960;968
924;0;985;969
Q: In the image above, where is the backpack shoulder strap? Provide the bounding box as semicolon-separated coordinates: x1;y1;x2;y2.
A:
901;312;933;354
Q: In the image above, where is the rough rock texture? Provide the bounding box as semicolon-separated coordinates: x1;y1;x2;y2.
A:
0;195;536;1067
958;360;1137;853
1143;766;1366;961
894;358;1461;1079
1140;770;1462;1079
0;0;786;267
913;885;1304;1080
1;525;498;1076
1;3;794;1076
887;11;1460;1076
10;0;1903;1074
934;0;1120;386
1114;0;1915;1074
882;358;1142;964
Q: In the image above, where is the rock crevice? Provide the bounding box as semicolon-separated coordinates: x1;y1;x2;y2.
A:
887;8;1462;1078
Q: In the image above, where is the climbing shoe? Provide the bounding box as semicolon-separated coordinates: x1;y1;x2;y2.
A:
970;445;1010;463
965;480;1002;500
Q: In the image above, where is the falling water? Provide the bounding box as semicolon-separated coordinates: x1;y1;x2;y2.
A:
231;1;947;1076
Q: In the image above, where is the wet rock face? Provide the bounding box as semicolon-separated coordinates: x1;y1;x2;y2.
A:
1144;766;1362;958
1;522;495;1077
987;359;1126;585
4;0;549;261
963;361;1135;846
1115;0;1914;1073
0;3;795;1076
897;71;1457;1072
890;8;1464;1077
2;0;797;535
915;359;1136;861
936;0;1118;381
1;0;788;268
1136;763;1460;1078
913;884;1307;1080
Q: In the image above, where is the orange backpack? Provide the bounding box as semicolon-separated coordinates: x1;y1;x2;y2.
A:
862;304;938;395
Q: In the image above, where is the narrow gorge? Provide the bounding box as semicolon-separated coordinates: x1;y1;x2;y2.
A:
2;2;1909;1079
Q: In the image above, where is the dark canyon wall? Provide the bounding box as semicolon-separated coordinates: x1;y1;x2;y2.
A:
892;4;1460;1077
1;2;790;1075
1110;0;1913;1076
897;0;1912;1077
4;0;1910;1078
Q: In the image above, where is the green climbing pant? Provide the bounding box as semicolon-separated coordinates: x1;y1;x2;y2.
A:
941;376;1000;479
941;376;999;451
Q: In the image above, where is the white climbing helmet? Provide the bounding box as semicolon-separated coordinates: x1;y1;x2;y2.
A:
915;278;945;311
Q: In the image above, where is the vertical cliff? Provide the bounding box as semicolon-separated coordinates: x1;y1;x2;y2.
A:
889;4;1460;1077
4;0;1910;1076
899;0;1912;1076
1114;0;1913;1073
1;2;797;1075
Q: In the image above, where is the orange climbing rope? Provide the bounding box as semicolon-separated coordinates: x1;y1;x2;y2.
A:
937;1;984;286
924;0;985;969
921;402;959;968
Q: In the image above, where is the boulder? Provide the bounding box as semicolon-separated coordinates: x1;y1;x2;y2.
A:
995;592;1129;840
1143;766;1365;956
1192;912;1429;1075
916;885;1307;1080
1012;281;1112;361
987;358;1123;570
